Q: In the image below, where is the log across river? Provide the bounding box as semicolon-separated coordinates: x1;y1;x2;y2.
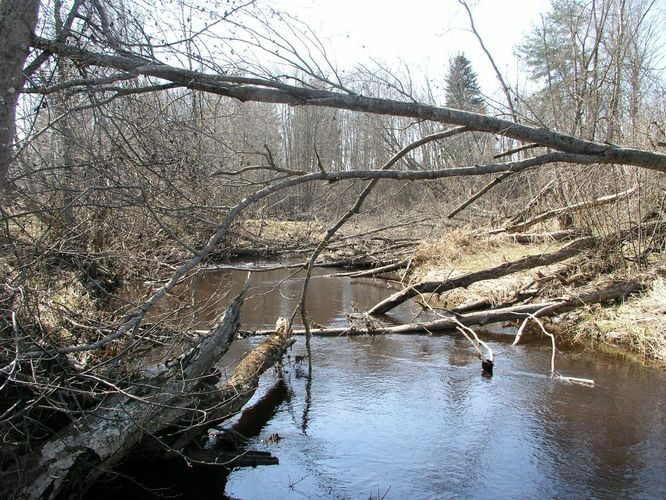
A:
113;264;666;499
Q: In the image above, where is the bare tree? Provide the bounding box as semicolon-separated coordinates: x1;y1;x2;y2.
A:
1;1;665;497
0;0;40;195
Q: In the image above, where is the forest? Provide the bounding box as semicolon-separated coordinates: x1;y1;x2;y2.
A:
1;0;665;498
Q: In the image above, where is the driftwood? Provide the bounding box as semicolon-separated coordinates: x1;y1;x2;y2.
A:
368;237;595;315
321;258;412;278
8;293;293;500
246;279;640;337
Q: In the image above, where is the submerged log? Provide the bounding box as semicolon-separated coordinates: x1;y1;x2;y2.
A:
368;237;595;315
184;449;279;467
9;294;293;499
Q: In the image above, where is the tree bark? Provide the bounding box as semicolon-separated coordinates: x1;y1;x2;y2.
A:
498;186;637;234
248;279;641;337
0;0;40;195
27;36;666;172
368;237;595;315
10;295;293;499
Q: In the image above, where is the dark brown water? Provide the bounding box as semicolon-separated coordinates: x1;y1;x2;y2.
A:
145;264;439;330
156;265;666;499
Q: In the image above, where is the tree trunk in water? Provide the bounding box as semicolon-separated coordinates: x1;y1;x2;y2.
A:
248;279;641;337
9;294;293;500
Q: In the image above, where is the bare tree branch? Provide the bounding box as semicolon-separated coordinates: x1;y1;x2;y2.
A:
27;36;666;172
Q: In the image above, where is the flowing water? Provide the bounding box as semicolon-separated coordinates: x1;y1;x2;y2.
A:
143;265;666;499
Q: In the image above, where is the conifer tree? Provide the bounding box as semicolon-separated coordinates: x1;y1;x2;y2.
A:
445;53;485;111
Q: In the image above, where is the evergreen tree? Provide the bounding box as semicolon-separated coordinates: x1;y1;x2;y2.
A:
517;0;662;140
445;53;485;111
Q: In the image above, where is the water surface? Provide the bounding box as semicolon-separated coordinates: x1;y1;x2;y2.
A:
203;266;666;499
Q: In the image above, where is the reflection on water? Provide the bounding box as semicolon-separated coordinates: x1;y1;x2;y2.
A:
147;265;664;498
223;336;666;499
145;264;436;330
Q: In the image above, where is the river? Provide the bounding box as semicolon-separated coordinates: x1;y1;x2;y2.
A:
127;265;666;499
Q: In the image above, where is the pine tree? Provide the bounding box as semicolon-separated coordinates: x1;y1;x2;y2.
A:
445;53;484;111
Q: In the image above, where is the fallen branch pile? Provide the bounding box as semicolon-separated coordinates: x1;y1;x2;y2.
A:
2;293;294;499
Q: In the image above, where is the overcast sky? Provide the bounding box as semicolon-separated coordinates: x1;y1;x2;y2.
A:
269;0;551;99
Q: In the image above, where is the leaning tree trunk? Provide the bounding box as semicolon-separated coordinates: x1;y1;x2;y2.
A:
0;0;39;195
246;279;641;337
368;236;595;315
8;292;294;499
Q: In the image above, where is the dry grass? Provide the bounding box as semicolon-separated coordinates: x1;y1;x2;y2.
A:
405;229;666;364
411;229;566;280
408;229;568;310
573;277;666;362
242;218;323;241
402;229;574;310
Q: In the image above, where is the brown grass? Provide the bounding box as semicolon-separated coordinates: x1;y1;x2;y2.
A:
411;229;566;278
572;277;666;362
406;229;568;308
405;229;666;364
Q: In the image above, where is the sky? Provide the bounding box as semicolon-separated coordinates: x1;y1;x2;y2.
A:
269;0;551;99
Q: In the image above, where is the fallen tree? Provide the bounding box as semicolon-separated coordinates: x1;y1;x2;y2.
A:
24;36;666;175
493;186;638;234
3;292;294;499
245;279;641;337
1;3;664;497
368;236;595;315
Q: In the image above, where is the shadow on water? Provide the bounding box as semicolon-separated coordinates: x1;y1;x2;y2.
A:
108;265;666;499
91;375;292;500
137;264;439;331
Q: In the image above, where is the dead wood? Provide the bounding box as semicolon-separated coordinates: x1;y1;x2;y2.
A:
496;186;637;234
321;258;411;278
493;143;542;159
506;179;557;227
183;449;278;467
447;171;516;219
316;256;396;269
7;295;293;500
368;237;595;315
500;229;590;244
246;279;640;337
31;36;666;173
447;285;542;314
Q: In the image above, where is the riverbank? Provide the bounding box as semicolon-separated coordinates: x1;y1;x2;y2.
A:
217;215;666;364
394;228;666;364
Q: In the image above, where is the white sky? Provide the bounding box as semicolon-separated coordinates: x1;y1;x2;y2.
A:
269;0;551;99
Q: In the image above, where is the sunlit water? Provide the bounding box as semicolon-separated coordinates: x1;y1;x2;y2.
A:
137;265;666;499
222;334;665;499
